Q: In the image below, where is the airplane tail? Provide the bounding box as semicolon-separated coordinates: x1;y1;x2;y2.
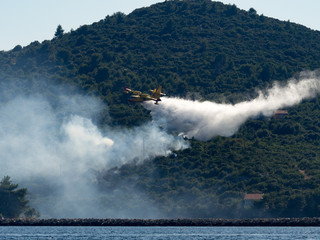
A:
152;86;162;100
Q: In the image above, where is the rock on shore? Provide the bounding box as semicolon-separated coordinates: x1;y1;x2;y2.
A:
1;218;320;226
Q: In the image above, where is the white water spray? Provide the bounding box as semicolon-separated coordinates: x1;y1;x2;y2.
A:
145;71;320;140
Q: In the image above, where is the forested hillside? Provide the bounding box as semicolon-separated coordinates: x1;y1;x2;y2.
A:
1;0;320;125
1;0;320;218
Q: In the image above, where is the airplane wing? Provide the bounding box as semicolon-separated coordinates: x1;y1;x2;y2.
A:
131;95;142;98
124;87;142;95
124;87;131;93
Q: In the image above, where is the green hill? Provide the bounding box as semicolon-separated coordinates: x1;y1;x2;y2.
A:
1;0;320;218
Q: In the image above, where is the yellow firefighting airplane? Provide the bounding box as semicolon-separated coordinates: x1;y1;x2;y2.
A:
124;86;165;104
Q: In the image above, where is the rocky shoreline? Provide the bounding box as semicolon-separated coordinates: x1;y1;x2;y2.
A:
1;218;320;226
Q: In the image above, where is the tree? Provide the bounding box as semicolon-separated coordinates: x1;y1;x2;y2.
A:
249;8;257;15
54;24;64;39
225;4;237;16
0;176;39;218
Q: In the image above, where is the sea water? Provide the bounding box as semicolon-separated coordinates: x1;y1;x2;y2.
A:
0;226;320;239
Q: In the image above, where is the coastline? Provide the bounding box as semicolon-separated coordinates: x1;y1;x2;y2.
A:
1;218;320;226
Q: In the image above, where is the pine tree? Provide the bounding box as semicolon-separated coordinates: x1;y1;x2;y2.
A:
0;176;38;218
54;24;64;38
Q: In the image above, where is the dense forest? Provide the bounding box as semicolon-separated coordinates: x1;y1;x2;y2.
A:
1;0;320;218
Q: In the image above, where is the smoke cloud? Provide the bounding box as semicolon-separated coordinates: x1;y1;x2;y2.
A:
2;71;320;218
0;91;188;218
145;71;320;141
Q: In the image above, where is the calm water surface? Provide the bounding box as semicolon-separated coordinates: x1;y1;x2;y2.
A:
0;226;320;239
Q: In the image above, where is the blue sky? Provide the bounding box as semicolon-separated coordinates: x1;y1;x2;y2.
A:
1;0;319;51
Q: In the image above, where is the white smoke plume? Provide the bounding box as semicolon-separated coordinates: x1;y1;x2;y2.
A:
2;71;319;218
0;91;188;218
145;71;320;141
